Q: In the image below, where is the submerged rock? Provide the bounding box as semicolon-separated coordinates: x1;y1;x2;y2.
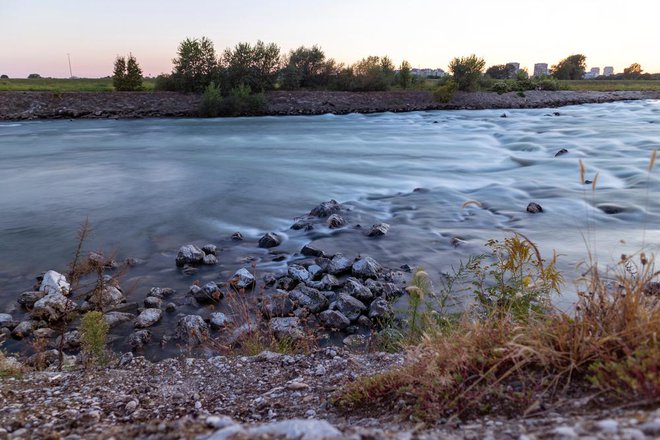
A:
291;217;315;231
526;202;543;213
326;214;346;228
203;254;218;265
104;311;135;328
258;232;281;248
143;296;163;309
39;270;70;296
231;232;244;241
175;244;205;267
128;329;152;350
554;148;569;157
367;223;390;237
301;245;324;258
309;200;341;217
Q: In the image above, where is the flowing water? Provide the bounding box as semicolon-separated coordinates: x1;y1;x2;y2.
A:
1;100;659;354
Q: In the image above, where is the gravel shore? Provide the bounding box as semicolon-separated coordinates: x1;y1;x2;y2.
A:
1;90;658;120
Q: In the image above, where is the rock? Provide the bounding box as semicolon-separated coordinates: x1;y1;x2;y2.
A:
203;254;218;265
165;302;177;312
262;292;296;317
344;277;374;302
128;329;152;350
209;312;229;329
143;296;163;309
0;313;17;329
307;264;323;279
277;276;297;291
258;232;281;248
289;285;328;313
594;419;618;433
367;223;390;237
269;317;304;341
326;214;346;228
103;311;135;328
309;200;341;218
639;420;660;436
88;251;117;268
336;293;367;322
365;280;403;299
176;244;206;267
190;282;221;304
118;352;134;367
202;244;217;255
231;268;256;290
33;327;56;339
206;415;236;430
149;287;176;298
87;286;125;311
598;204;625;214
211;419;341;440
17;291;46;308
352;256;382;279
306;274;340;291
526;202;543;213
55;330;81;350
291;217;315;231
263;273;277;286
39;270;70;295
176;315;209;345
554;148;569;157
318;310;350;330
301;245;324;258
288;265;310;282
328;253;352;275
357;315;372;328
11;320;34;339
32;293;77;321
135;308;162;328
231;231;244;240
369;298;393;321
551;426;577;439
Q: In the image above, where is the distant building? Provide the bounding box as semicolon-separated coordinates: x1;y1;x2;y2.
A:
603;66;614;77
533;63;549;77
410;68;446;77
584;67;601;79
506;62;520;73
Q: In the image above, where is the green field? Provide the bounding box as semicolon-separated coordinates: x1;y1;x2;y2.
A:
0;77;156;92
560;80;660;91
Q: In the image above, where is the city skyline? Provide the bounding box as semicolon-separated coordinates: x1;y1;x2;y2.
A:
1;0;659;78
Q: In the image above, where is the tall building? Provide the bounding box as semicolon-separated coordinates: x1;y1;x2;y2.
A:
533;63;549;77
603;66;614;77
584;67;601;79
506;62;520;73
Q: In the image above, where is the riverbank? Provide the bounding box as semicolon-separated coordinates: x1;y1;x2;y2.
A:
1;90;659;120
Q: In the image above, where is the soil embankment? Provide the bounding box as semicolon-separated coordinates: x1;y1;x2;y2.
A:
1;90;659;120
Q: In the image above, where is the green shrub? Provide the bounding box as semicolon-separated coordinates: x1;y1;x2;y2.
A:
448;55;485;91
199;82;223;117
536;78;561;91
491;81;510;95
433;80;457;103
80;311;109;366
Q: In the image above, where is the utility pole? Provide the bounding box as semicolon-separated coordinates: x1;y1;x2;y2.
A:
67;53;73;78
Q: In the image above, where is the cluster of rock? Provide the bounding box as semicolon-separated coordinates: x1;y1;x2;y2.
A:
291;199;390;239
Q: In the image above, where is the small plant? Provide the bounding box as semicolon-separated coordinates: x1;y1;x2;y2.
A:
433;80;457;103
79;311;109;367
199;82;223;117
491;81;510;95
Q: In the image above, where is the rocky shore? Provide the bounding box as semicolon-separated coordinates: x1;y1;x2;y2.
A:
1;90;659;120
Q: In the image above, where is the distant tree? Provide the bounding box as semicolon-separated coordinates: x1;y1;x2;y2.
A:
485;64;517;79
449;55;485;91
623;63;643;79
172;37;218;93
113;54;143;91
27;73;41;79
550;54;586;80
281;45;329;89
349;55;395;91
0;74;8;79
221;41;281;93
398;60;412;89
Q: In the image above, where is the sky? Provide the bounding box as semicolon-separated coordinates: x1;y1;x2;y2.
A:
1;0;659;78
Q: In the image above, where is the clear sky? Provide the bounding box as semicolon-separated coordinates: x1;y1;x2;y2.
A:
1;0;658;78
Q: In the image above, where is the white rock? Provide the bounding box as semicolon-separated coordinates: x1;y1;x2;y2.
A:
595;419;618;433
249;419;342;440
135;308;162;328
206;415;235;429
39;270;70;295
32;293;76;321
551;426;577;439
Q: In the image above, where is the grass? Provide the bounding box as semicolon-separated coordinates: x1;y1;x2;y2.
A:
560;80;660;92
0;77;156;92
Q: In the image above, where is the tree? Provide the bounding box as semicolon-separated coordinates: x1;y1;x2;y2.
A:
550;54;586;80
221;41;281;93
398;60;412;89
623;63;643;79
349;55;395;91
0;74;8;79
449;55;485;91
485;64;517;79
27;73;41;79
281;45;329;89
113;54;143;91
172;37;218;93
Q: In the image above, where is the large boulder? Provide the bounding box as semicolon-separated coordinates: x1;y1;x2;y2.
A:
176;315;209;345
32;293;77;321
318;310;350;330
175;244;205;267
327;254;352;275
231;268;256;290
269;317;305;341
310;200;341;217
190;282;221;304
289;285;328;313
288;265;310;283
258;232;281;248
326;214;346;229
336;293;367;322
39;270;70;296
135;308;163;328
352;256;382;279
18;291;46;308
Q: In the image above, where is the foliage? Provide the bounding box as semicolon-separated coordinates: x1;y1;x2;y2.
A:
0;77;156;92
485;64;517;80
153;73;176;91
198;81;223;117
347;55;395;91
280;45;335;90
27;73;42;79
491;81;510;94
398;60;412;89
198;83;266;117
0;74;8;79
113;54;143;91
433;79;457;102
623;63;643;79
551;54;587;80
449;55;486;91
221;41;281;93
171;36;218;93
79;311;109;367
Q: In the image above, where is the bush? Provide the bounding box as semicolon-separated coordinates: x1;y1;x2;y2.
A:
491;81;510;95
433;80;457;102
0;74;8;79
27;73;41;79
449;55;485;91
221;41;281;93
80;311;109;366
535;78;561;91
171;37;218;93
153;74;176;91
198;83;266;117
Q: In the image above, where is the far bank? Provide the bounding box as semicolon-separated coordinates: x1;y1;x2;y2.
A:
1;90;659;120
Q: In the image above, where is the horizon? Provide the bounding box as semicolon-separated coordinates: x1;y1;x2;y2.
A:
1;0;659;78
